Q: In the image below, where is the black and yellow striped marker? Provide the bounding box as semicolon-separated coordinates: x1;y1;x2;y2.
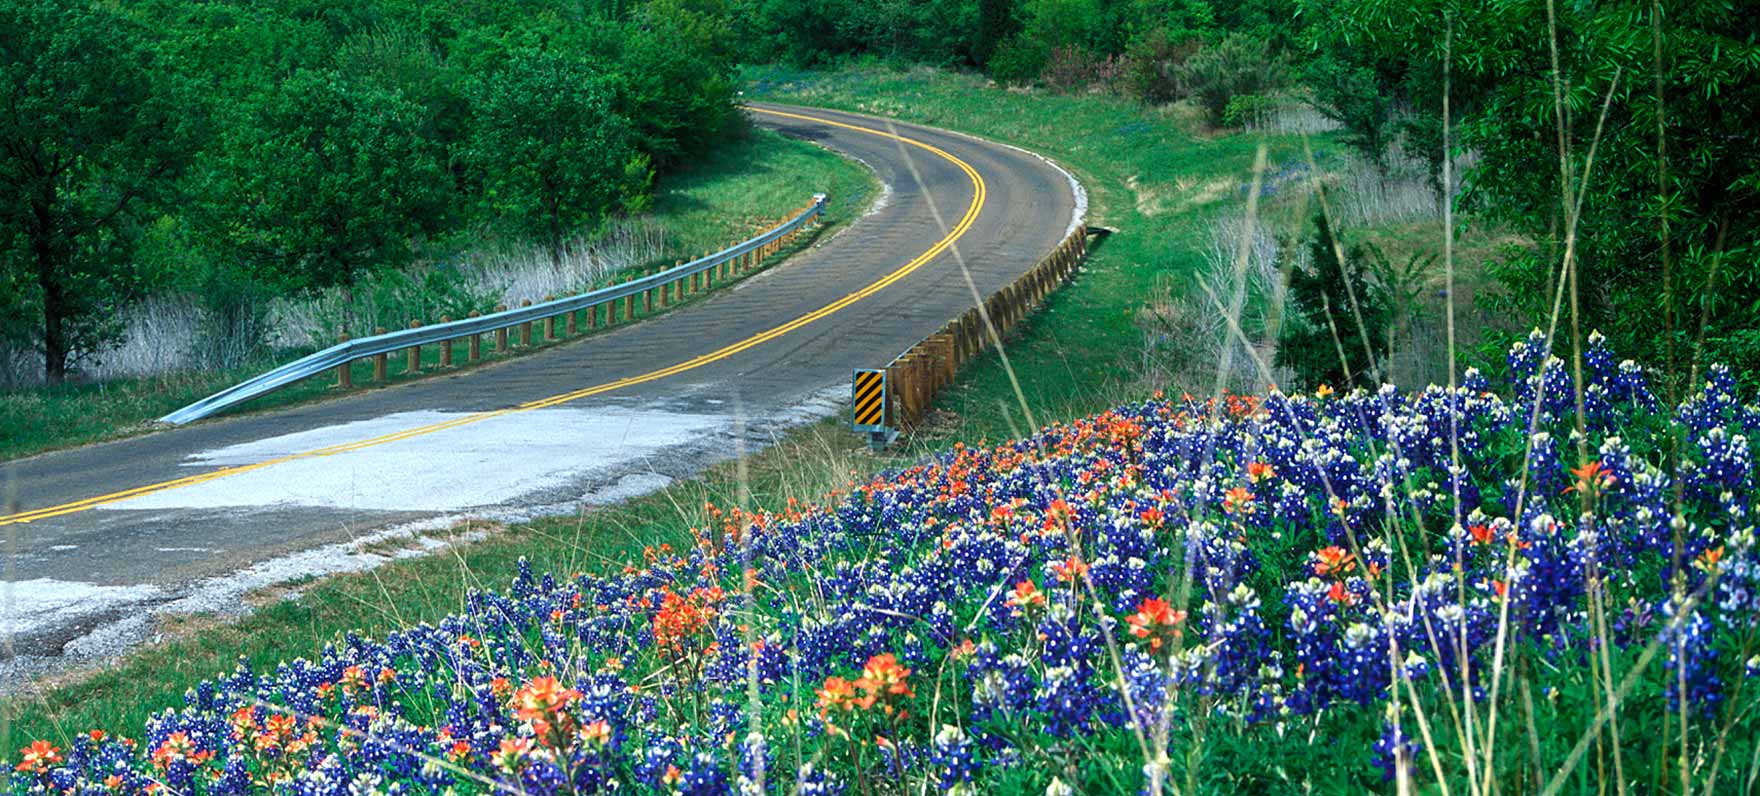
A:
851;369;888;431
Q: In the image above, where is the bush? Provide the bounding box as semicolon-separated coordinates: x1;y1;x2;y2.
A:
1305;54;1396;167
1121;27;1199;105
1039;45;1122;94
1275;211;1392;390
1176;33;1287;126
986;33;1050;85
1221;93;1283;128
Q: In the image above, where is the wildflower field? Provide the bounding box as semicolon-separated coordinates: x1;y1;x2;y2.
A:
11;332;1759;795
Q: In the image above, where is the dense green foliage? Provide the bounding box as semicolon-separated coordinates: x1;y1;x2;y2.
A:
208;70;453;294
0;0;740;384
0;0;194;383
737;0;1759;391
467;52;645;266
1304;0;1760;394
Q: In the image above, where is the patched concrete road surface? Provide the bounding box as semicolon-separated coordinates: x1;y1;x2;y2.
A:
0;104;1083;683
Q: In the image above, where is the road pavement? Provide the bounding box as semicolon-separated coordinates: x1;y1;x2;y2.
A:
0;104;1082;673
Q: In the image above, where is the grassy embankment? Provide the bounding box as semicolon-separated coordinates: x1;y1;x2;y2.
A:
6;66;1472;746
0;126;871;463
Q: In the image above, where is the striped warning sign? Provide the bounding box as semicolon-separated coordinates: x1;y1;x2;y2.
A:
851;369;887;429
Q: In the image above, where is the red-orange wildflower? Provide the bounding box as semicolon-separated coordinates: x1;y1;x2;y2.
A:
1006;580;1047;613
1052;555;1090;583
1566;461;1616;496
1223;486;1255;514
14;741;60;774
1126;597;1187;653
1313;546;1356;577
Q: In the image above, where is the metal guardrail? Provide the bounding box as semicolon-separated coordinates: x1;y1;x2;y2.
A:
161;194;828;425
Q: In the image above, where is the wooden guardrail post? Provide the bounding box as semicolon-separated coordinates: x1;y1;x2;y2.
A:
544;296;557;340
901;358;915;426
911;354;929;424
406;320;422;374
520;300;533;346
622;294;633;324
468;311;482;361
495;305;509;351
566;305;577;336
336;332;352;388
936;332;956;385
373;327;388;380
643;277;654;314
586;303;597;331
439;316;453;367
898;355;915;427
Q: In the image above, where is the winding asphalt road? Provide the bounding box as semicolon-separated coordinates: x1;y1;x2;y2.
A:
0;104;1081;669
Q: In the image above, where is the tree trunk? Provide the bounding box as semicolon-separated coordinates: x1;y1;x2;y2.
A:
547;209;564;271
31;197;68;385
37;262;69;385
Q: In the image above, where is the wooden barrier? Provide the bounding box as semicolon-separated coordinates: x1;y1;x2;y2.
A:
867;225;1088;432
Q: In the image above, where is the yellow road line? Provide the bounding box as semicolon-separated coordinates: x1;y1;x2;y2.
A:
0;107;985;527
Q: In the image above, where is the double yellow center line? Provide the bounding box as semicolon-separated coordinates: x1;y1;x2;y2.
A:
0;107;986;527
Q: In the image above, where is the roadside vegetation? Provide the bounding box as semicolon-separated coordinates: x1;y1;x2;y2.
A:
6;0;1760;792
10;338;1759;794
0;0;752;401
0;127;872;462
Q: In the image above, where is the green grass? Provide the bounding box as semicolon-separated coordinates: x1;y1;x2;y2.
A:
651;125;874;258
3;67;1303;742
0;126;871;464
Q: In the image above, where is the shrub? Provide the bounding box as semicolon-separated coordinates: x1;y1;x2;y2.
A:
1039;45;1122;95
1220;93;1283;128
1275;211;1392;390
1121;27;1199;105
986;33;1050;85
1176;33;1288;126
1305;54;1396;166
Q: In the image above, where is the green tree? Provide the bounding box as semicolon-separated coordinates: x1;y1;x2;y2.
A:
1305;54;1396;166
209;69;452;295
1307;0;1760;390
1177;33;1288;126
468;51;649;266
1276;212;1392;390
614;0;740;168
0;0;193;383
